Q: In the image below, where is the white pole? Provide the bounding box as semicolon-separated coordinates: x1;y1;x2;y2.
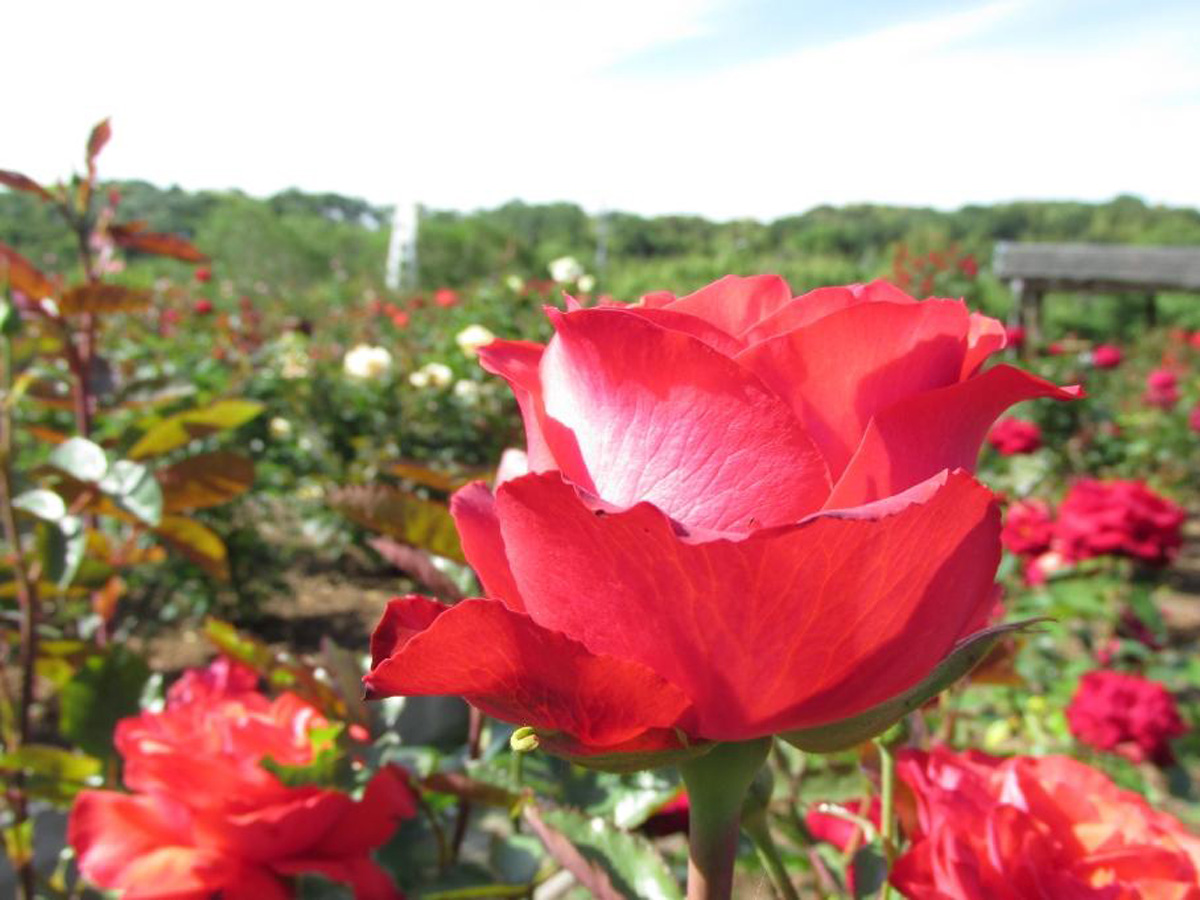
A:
385;200;419;291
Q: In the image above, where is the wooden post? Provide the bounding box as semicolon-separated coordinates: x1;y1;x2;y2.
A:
1014;279;1044;347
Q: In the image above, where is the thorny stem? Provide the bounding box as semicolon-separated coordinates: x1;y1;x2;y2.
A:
0;333;40;900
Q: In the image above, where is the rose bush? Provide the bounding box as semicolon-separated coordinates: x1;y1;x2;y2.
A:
1066;669;1187;766
366;276;1078;762
891;746;1200;899
988;416;1042;455
69;658;414;899
1056;479;1186;567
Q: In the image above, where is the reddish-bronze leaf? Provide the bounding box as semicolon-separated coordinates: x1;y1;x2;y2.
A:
328;484;465;563
158;452;254;513
0;170;53;203
368;536;463;599
58;284;152;316
109;224;208;263
86;118;112;176
0;243;56;300
27;426;70;446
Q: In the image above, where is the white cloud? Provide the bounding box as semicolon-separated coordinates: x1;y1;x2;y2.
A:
4;0;1199;220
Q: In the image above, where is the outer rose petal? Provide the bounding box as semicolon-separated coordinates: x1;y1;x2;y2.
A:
828;364;1082;508
69;791;236;897
496;470;1000;739
539;307;831;531
743;280;922;345
476;339;556;471
450;482;525;611
656;274;794;337
963;311;1007;376
737;299;973;479
365;596;691;754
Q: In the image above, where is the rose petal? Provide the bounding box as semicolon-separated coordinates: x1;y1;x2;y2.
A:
615;306;746;356
68;791;235;896
539;307;831;531
657;274;794;337
450;482;526;611
477;339;555;470
497;470;999;739
828;364;1082;508
963;312;1007;376
738;300;973;479
366;596;692;752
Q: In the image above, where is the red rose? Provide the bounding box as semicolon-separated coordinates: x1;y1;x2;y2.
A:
194;266;212;284
639;791;691;837
1066;669;1187;765
194;298;214;315
390;310;410;329
366;276;1078;760
1001;498;1055;556
434;288;459;308
1055;479;1185;567
1091;343;1123;369
806;796;880;852
988;417;1042;455
1144;367;1180;409
69;659;414;898
1190;401;1200;434
1190;331;1200;350
892;746;1200;899
1004;324;1026;349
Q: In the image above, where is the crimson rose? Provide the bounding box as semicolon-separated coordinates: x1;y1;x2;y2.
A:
367;277;1077;762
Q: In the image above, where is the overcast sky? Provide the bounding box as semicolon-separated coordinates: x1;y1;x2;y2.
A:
6;0;1199;220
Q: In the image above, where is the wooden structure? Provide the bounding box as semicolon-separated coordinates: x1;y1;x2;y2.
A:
993;242;1200;343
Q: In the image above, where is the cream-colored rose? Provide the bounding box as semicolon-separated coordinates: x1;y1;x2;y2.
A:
455;324;496;358
343;344;393;380
408;361;453;389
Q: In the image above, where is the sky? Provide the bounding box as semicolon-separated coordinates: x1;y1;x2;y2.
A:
5;0;1200;221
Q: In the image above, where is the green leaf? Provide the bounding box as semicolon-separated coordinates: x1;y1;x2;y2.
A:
100;459;163;526
12;488;66;521
781;619;1047;753
328;484;465;563
128;399;265;459
37;515;86;588
60;646;151;758
261;723;346;787
49;436;108;482
524;804;683;900
0;744;102;782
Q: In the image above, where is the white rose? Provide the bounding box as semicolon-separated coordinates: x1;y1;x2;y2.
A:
577;274;595;293
453;379;482;403
268;417;293;438
548;256;584;284
343;344;393;380
409;361;453;389
455;324;496;358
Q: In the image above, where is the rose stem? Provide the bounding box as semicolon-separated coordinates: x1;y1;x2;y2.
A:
679;737;772;900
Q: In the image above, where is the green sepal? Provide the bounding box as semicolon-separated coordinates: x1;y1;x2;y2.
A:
780;618;1047;753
